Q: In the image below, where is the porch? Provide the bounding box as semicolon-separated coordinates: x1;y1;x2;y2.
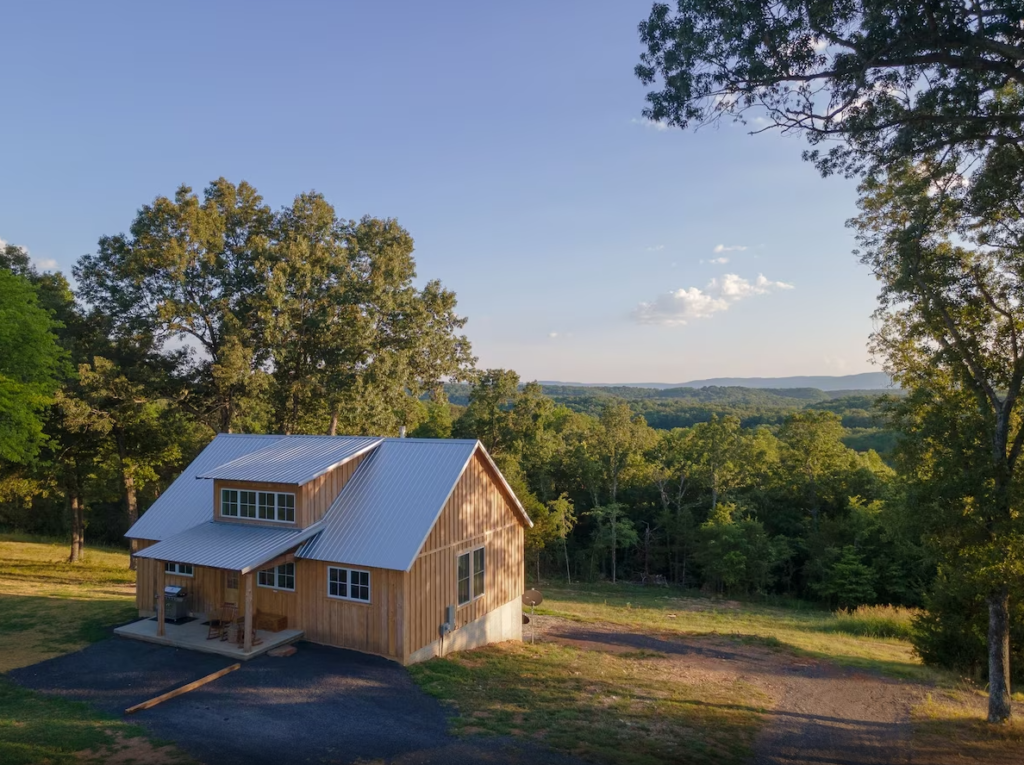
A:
114;616;303;660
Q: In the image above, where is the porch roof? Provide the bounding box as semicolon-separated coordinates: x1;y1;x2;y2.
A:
134;520;323;574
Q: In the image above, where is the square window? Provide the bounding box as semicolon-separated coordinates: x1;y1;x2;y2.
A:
328;567;348;598
350;570;370;601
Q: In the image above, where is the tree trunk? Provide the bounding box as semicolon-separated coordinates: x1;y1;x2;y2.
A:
610;504;617;584
68;491;84;563
987;589;1013;723
563;536;571;584
117;430;139;571
328;405;339;437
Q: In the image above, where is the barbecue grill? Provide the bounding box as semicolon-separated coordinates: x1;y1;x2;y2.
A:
157;585;189;620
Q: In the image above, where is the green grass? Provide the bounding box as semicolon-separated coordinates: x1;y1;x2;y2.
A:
533;583;937;680
826;604;919;640
0;676;189;765
0;535;191;763
0;534;137;672
410;640;768;765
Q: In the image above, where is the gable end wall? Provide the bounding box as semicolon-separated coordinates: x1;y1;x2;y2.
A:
404;450;525;657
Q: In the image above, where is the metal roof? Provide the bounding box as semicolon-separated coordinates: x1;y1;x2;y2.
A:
298;438;530;571
126;434;285;541
196;435;382;485
135;521;323;574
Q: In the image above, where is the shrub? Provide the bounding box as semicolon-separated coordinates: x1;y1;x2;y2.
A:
828;604;920;640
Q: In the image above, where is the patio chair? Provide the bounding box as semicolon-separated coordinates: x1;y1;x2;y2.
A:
209;603;236;641
234;613;263;649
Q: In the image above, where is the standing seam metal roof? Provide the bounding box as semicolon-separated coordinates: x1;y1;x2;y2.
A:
195;436;382;484
298;439;528;571
134;521;322;573
126;434;285;541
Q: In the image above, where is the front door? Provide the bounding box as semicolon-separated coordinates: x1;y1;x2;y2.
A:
225;571;239;607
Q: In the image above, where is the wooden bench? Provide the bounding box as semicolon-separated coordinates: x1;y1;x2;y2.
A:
254;611;288;632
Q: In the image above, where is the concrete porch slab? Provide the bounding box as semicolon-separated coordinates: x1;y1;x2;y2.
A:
114;617;303;660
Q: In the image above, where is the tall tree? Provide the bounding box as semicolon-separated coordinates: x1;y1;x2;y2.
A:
0;267;66;463
852;159;1024;722
75;179;274;433
636;2;1024;177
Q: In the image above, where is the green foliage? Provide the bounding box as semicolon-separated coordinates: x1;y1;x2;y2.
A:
635;1;1024;177
813;546;877;609
912;567;1024;683
0;266;66;463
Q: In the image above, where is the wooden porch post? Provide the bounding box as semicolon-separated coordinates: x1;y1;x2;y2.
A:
243;571;254;652
156;563;166;637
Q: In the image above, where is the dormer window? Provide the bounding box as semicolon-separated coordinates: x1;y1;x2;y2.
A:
221;488;294;523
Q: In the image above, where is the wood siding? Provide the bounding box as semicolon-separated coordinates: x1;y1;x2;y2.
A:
300;452;368;526
404;451;525;656
212;452;368;528
296;560;404;660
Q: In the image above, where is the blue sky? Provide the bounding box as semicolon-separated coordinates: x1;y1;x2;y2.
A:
0;1;879;384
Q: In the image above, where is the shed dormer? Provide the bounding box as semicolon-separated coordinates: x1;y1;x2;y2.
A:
197;436;382;529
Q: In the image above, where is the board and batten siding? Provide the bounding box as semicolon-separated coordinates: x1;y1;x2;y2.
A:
212;452;368;528
404;451;525;657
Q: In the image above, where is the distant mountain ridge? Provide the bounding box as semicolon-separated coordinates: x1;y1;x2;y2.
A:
537;372;893;392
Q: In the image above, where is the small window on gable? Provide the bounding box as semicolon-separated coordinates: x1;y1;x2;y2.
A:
164;562;193;577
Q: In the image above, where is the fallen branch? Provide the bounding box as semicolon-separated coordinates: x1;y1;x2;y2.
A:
125;663;241;714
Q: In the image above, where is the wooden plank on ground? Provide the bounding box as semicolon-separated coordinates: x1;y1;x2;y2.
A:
125;663;241;715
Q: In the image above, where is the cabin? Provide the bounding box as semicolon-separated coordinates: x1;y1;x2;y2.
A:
116;435;531;664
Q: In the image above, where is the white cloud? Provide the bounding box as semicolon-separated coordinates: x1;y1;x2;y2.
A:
811;37;828;52
548;332;559;339
34;258;58;271
710;257;728;264
714;244;748;253
632;273;794;326
631;117;669;132
646;244;665;252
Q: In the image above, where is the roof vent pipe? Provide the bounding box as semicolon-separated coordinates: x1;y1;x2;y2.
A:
398;425;407;438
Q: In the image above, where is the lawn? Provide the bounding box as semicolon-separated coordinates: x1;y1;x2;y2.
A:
534;583;932;680
412;640;769;765
0;535;191;764
0;534;137;671
410;582;1024;765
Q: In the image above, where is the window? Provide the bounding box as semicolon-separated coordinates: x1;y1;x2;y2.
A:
457;547;485;606
239;490;257;518
221;487;294;522
473;547;485;599
257;563;295;591
327;566;371;603
164;562;193;577
221;488;239;516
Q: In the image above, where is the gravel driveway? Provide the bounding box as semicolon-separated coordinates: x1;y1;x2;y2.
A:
10;637;581;765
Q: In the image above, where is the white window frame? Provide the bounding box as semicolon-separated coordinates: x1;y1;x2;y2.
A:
164;562;193;577
326;566;371;604
457;545;485;606
221;487;295;524
257;563;295;591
